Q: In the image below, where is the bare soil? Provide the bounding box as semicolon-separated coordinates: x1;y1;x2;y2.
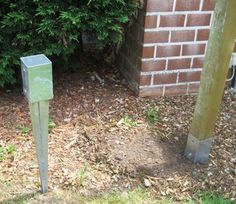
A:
0;61;235;202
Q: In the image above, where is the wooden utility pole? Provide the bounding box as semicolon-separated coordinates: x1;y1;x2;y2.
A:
185;0;236;163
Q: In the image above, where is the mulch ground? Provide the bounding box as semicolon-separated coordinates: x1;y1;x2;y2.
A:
0;61;235;202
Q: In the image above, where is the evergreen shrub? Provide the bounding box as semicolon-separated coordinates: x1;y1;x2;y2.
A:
0;0;139;87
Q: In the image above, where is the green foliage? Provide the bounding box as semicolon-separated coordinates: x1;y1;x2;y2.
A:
0;187;170;203
0;0;139;87
48;117;56;132
0;185;232;204
194;191;234;204
88;188;161;204
77;165;88;186
16;125;30;135
146;108;158;124
5;144;16;155
119;115;138;127
0;144;16;162
0;148;4;162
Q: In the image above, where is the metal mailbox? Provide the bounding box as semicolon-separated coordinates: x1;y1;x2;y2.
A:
21;53;53;193
20;54;53;103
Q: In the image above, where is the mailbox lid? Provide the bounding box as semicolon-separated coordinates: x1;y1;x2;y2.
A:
20;54;51;68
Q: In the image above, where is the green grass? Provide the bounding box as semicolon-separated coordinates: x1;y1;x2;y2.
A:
88;189;158;204
0;147;5;162
0;144;16;162
15;118;56;135
77;165;88;186
5;144;16;155
146;108;158;124
16;125;30;135
48;117;56;132
119;115;138;128
193;191;234;204
0;188;169;204
0;184;233;204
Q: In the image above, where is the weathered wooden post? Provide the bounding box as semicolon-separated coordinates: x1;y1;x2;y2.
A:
21;54;53;192
185;0;236;163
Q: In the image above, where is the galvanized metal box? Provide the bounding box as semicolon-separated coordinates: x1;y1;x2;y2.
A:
21;54;53;103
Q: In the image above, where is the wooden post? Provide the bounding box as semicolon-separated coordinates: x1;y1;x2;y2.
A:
185;0;236;163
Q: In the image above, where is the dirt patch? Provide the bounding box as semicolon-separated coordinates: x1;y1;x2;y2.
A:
0;63;235;202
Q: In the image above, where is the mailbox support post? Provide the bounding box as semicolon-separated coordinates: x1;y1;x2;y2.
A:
185;0;236;163
30;101;49;193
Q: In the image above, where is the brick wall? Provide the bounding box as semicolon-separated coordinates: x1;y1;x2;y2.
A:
119;0;235;96
118;8;145;94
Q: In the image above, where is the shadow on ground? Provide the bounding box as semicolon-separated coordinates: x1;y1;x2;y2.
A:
1;192;39;204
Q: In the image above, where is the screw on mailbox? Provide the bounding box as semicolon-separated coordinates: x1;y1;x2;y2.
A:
21;54;53;193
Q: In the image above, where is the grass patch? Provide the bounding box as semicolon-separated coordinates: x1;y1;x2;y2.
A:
0;185;233;204
16;125;30;135
0;144;16;162
48;117;56;132
88;188;164;204
193;191;234;204
78;165;88;186
0;188;170;204
146;108;158;124
117;115;138;128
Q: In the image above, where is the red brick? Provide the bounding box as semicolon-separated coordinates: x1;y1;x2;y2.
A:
192;57;204;68
188;83;200;94
144;31;169;43
144;16;157;28
168;58;191;70
139;87;163;97
164;85;187;96
202;0;216;11
197;29;210;41
187;14;211;26
140;75;152;86
154;73;177;84
171;30;195;42
182;44;206;56
156;45;181;58
175;0;201;11
179;71;201;82
141;60;166;71
160;15;185;27
146;0;174;12
142;47;154;58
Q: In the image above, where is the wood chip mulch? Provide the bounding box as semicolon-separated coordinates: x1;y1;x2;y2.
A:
0;62;235;201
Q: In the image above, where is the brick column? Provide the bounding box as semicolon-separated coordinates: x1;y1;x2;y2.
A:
118;8;146;94
119;0;235;97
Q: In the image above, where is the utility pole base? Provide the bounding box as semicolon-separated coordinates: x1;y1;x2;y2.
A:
185;134;213;164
